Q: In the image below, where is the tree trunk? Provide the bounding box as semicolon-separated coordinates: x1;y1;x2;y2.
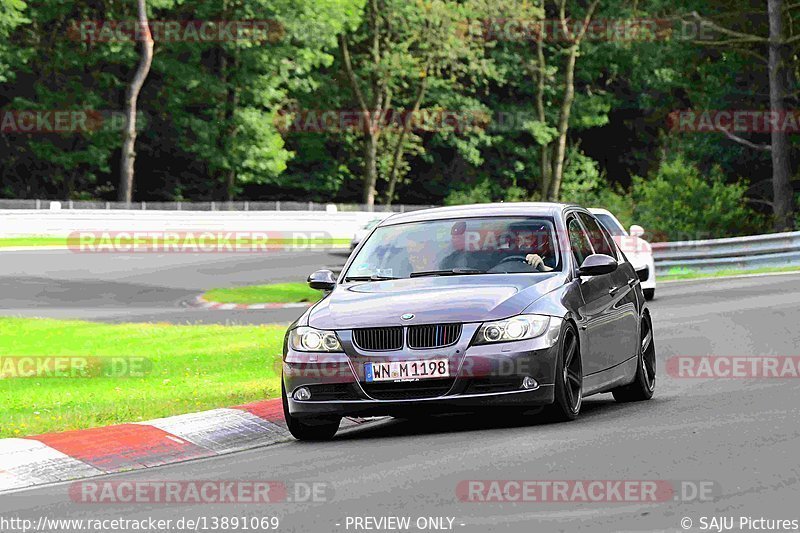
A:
548;45;578;201
384;74;427;205
118;0;153;203
363;132;378;209
221;52;239;203
339;31;380;210
226;170;236;206
535;29;552;198
768;0;795;230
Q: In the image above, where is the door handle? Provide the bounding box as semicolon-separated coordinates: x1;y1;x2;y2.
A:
627;278;637;286
609;285;623;296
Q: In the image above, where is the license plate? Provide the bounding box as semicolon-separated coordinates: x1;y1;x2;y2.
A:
364;359;449;382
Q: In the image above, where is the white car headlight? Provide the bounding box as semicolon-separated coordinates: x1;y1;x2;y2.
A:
289;327;343;352
473;315;551;345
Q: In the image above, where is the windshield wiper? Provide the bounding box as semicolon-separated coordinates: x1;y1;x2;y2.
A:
344;274;399;282
410;268;486;278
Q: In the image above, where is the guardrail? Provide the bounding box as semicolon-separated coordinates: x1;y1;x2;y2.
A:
0;209;397;240
2;205;799;275
0;199;434;213
652;230;800;276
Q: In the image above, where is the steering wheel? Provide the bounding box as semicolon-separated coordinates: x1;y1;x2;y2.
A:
496;255;528;265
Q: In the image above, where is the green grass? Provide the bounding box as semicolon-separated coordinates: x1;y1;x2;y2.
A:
661;265;800;281
203;282;323;304
0;237;70;247
0;317;286;438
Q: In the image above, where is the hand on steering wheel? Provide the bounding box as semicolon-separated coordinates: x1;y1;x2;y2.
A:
525;253;553;271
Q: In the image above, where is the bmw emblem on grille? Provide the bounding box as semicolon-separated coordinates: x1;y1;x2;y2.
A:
401;313;415;320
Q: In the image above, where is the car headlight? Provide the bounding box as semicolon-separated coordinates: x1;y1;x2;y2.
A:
473;315;551;345
289;327;343;352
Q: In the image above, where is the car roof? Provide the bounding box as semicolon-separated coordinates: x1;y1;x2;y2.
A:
379;202;581;226
587;207;612;216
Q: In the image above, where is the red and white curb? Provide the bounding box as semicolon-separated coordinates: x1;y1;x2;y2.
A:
188;295;313;310
0;399;372;493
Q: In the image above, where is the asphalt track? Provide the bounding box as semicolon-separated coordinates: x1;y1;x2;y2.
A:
0;249;351;324
2;272;800;532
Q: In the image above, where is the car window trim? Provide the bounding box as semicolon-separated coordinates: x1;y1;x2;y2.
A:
564;211;596;271
596;218;625;263
577;211;617;260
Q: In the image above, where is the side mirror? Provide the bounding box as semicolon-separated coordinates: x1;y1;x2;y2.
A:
629;225;645;238
307;269;336;291
577;254;618;277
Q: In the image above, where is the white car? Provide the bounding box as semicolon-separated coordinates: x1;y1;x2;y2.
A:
589;208;656;301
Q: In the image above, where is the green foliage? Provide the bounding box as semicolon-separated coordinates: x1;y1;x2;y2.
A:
558;148;633;225
327;0;503;202
0;0;792;237
796;195;800;230
444;178;531;206
444;180;494;205
0;0;28;82
1;1;148;197
156;0;365;198
631;155;766;241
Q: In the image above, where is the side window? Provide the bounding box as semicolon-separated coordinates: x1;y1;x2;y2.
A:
578;213;616;259
567;216;594;266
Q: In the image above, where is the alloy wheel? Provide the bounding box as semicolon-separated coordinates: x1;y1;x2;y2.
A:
562;328;583;413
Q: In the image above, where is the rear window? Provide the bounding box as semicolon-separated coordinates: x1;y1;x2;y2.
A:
594;213;626;236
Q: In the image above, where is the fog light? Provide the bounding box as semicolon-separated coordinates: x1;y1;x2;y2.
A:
522;377;539;390
293;387;312;401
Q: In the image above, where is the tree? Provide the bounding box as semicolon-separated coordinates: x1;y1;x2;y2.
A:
531;0;600;201
767;0;794;231
686;1;796;230
1;1;156;199
337;0;498;207
155;0;363;202
632;155;764;241
0;0;28;82
118;0;153;203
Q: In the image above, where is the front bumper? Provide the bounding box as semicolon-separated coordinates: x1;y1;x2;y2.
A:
286;386;555;418
282;319;561;419
632;257;656;290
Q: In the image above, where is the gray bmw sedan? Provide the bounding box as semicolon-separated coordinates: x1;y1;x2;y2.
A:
282;203;656;440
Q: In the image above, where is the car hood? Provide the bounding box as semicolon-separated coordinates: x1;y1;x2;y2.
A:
306;273;565;329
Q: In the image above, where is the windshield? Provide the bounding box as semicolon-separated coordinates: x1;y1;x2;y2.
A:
344;217;560;280
594;213;626;236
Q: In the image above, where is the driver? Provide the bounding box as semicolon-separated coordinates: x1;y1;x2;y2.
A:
494;227;554;273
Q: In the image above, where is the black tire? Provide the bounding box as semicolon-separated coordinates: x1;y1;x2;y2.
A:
643;288;655;301
542;322;582;422
282;380;341;441
612;314;656;402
